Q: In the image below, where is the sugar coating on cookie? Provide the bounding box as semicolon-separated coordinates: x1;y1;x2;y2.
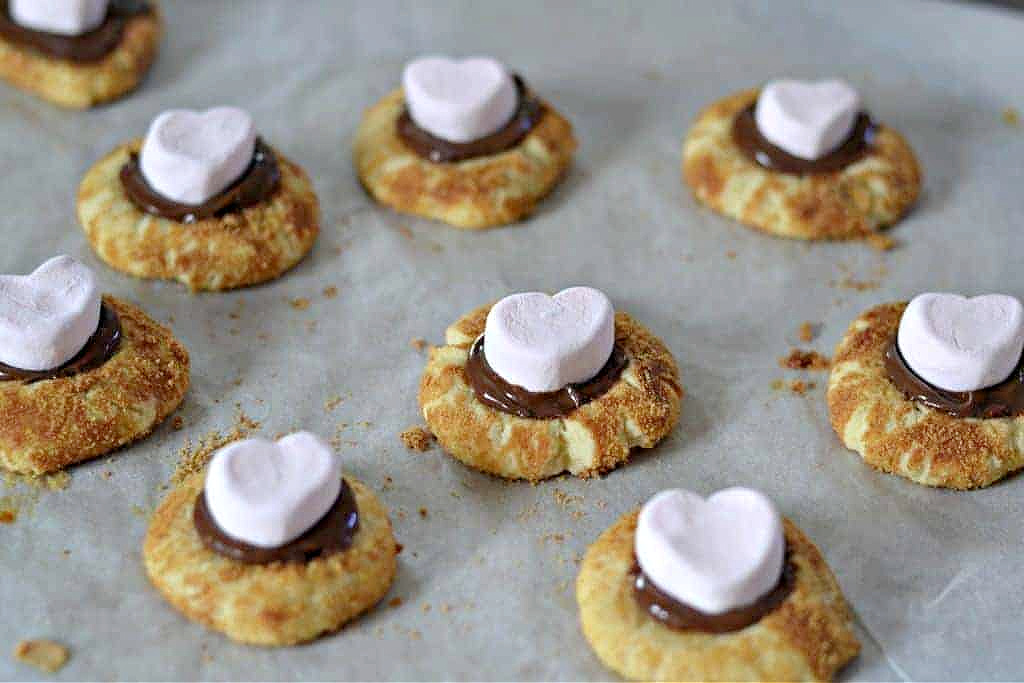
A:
419;304;682;481
577;509;860;681
683;88;921;240
144;472;398;647
0;295;189;475
829;301;1024;489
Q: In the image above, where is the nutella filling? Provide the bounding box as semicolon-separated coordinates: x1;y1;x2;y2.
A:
732;102;876;175
119;138;281;223
0;0;151;63
631;552;796;633
885;337;1024;419
465;336;628;419
0;302;121;383
193;479;359;565
396;75;545;163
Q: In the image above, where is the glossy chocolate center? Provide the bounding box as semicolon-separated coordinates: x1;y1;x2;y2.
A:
0;0;151;63
731;102;876;175
464;336;628;419
193;479;360;565
631;552;796;633
0;302;121;383
120;138;281;223
885;337;1024;419
396;75;545;163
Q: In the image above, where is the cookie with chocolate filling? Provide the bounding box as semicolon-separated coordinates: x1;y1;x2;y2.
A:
143;469;398;647
0;295;189;474
683;88;921;240
418;302;682;481
576;509;860;682
0;1;161;109
77;137;319;292
353;72;576;229
828;302;1024;488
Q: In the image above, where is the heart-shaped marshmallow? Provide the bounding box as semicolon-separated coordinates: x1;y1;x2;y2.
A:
204;432;342;548
9;0;108;36
635;487;785;615
483;287;615;393
898;293;1024;392
139;107;257;206
755;79;860;160
403;56;518;144
0;255;100;372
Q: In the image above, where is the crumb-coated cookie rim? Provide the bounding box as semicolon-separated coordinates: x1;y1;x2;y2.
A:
0;6;160;109
77;139;320;292
576;511;860;682
353;88;576;229
143;472;398;647
0;295;189;475
828;301;1024;489
418;305;683;481
682;88;922;241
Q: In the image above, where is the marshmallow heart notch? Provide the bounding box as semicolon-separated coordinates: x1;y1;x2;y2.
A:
402;56;518;144
898;293;1024;393
0;255;101;372
9;0;108;36
755;79;860;161
483;287;615;394
635;487;786;615
204;432;342;549
139;107;257;207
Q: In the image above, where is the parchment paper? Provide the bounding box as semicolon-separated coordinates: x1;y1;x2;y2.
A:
1;1;1023;680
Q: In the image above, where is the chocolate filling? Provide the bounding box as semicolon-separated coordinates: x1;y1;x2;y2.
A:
119;138;281;223
464;335;628;419
0;302;121;383
631;552;796;633
193;479;360;565
731;102;877;175
0;0;151;63
885;337;1024;419
396;75;545;163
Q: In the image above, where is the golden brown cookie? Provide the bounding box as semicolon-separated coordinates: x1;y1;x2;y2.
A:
353;89;576;229
419;304;682;481
143;472;398;647
577;510;860;682
0;295;189;475
77;139;320;292
828;302;1024;489
0;6;160;109
683;88;922;241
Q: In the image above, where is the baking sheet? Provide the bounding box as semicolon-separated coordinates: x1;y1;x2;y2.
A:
1;0;1023;680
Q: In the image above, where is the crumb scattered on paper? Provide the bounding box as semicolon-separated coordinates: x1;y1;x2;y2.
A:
289;297;311;311
410;338;428;352
324;395;343;412
1003;106;1020;128
171;416;184;431
419;507;429;518
788;380;815;395
798;322;819;343
780;349;831;371
865;233;896;251
323;286;338;298
13;639;68;673
388;597;403;608
172;411;260;486
400;426;434;451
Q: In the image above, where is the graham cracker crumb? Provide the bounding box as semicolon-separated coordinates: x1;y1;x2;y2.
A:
324;395;343;412
421;603;431;613
388;597;403;608
397;224;414;240
171;416;184;431
171;411;260;486
798;322;819;343
322;286;338;299
788;380;816;395
780;349;831;371
771;379;785;391
726;250;737;259
289;297;311;311
830;276;880;291
13;639;68;673
0;509;15;524
865;233;896;251
410;337;428;352
419;507;429;518
400;426;434;452
1004;106;1020;128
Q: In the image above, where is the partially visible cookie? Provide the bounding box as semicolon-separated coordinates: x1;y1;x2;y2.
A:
354;88;576;229
828;302;1024;488
77;139;319;292
143;472;398;647
0;5;161;109
576;510;860;682
419;303;682;481
683;88;921;240
0;295;189;475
